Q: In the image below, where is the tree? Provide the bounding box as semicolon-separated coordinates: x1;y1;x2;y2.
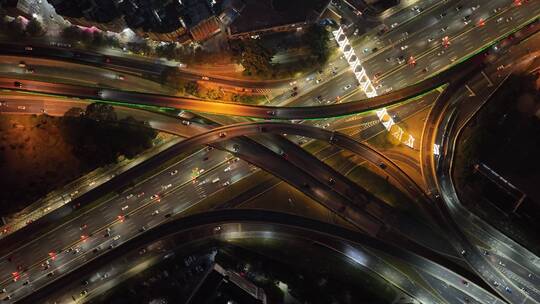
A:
6;18;26;39
232;39;275;77
60;103;158;166
304;24;330;62
85;102;117;122
25;18;44;37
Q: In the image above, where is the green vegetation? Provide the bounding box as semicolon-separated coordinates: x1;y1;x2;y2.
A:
0;103;158;216
61;25;120;48
230;24;332;79
61;102;157;167
454;73;540;254
0;17;45;38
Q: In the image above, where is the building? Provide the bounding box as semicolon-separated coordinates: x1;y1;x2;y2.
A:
190;16;221;42
0;0;34;19
186;263;267;304
226;0;330;39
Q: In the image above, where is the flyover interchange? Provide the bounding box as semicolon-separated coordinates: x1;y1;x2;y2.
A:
1;14;539;304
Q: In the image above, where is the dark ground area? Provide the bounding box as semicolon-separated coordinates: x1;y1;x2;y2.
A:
94;238;397;304
454;72;540;254
0;102;157;218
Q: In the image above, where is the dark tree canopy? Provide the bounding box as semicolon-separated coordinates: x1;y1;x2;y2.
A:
61;103;157;167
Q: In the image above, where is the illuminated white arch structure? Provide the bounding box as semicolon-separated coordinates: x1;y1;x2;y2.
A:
332;26;378;98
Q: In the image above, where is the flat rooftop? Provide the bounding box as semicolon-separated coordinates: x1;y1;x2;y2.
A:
229;0;329;35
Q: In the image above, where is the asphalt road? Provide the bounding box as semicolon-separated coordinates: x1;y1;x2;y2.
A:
14;209;505;304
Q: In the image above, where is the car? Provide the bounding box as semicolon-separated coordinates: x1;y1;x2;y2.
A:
181;120;190;126
121;205;129;211
400;45;408;50
14;81;23;88
125;194;134;200
152;210;160;216
343;84;352;90
170;169;178;176
201;76;209;80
